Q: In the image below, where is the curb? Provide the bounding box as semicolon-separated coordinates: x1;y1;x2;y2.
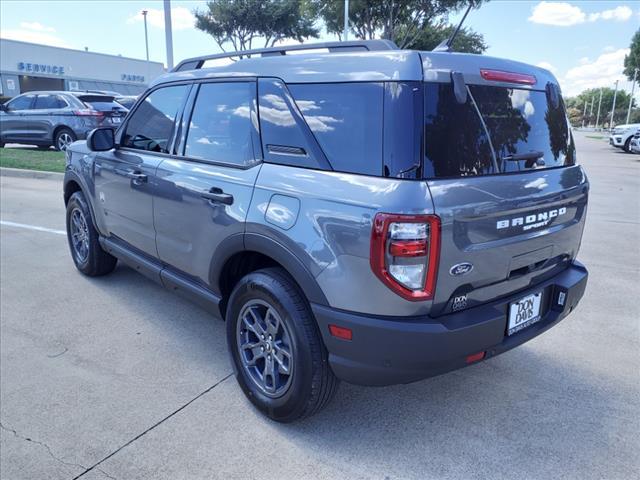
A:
0;167;64;180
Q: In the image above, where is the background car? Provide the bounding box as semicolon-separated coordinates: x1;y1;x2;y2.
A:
609;123;640;152
0;91;128;150
114;95;138;109
629;130;640;154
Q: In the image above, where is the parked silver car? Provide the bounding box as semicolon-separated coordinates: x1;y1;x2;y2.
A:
0;91;127;150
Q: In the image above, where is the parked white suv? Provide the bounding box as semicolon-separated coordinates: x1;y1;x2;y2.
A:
609;123;640;152
629;130;640;154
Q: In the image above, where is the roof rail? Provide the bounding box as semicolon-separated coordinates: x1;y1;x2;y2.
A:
172;40;398;72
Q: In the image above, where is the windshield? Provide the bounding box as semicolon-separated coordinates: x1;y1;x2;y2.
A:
423;83;575;179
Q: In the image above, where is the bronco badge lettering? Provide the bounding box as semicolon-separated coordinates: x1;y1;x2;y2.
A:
497;207;567;231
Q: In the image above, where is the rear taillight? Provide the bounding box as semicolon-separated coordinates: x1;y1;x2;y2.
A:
480;69;537;85
370;213;440;301
74;109;104;118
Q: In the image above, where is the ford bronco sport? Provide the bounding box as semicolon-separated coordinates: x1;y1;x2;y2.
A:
63;40;589;422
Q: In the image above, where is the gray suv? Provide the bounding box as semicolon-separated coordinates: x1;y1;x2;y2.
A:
62;41;589;422
0;91;127;150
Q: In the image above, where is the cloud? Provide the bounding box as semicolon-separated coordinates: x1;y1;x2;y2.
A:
127;7;195;31
536;61;557;73
529;2;634;26
587;6;633;22
1;29;70;48
19;22;55;32
529;2;585;26
562;48;629;96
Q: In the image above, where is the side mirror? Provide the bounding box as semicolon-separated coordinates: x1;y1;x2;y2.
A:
0;104;8;112
87;127;115;151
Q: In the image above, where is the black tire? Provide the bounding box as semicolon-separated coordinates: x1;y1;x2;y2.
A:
624;137;632;153
226;268;339;422
54;127;76;151
66;191;117;276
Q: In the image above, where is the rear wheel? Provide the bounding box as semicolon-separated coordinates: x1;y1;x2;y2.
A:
226;268;338;422
66;191;117;276
54;128;76;151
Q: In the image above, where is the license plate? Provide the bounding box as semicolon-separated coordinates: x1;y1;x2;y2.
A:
507;292;542;335
111;117;121;123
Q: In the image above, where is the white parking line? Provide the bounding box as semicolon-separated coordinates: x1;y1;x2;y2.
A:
0;221;66;235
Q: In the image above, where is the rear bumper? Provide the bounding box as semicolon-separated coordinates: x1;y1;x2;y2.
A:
312;261;588;386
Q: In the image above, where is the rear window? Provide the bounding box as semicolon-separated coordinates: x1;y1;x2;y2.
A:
424;83;575;178
77;95;124;112
289;83;383;176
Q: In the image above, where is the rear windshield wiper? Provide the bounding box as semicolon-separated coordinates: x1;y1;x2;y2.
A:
502;151;545;167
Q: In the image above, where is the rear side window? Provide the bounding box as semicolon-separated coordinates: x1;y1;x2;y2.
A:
7;95;35;110
289;83;383;176
184;82;256;165
34;95;67;109
122;85;189;153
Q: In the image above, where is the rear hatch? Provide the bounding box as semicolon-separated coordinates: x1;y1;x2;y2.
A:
420;54;588;316
76;94;128;126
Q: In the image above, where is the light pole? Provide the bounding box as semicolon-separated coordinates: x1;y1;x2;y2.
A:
626;67;638;125
142;10;150;62
609;79;619;130
595;88;603;130
581;101;587;128
343;0;349;41
589;96;594;126
164;0;174;70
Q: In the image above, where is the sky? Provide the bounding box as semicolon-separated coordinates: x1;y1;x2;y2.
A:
0;0;638;100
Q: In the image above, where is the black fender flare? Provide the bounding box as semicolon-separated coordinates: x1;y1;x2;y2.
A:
63;170;102;234
209;232;329;307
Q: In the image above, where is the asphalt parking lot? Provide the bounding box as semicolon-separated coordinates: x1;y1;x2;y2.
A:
1;131;638;480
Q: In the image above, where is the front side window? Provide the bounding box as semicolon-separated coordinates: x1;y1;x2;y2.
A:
7;95;35;111
289;83;384;176
184;82;256;165
34;95;67;109
122;85;189;153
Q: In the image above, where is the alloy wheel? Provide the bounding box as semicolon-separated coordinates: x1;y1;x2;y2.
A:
70;207;90;263
236;299;294;398
57;132;73;151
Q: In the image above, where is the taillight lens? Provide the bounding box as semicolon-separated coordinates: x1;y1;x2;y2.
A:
480;69;537;85
370;213;440;301
74;109;104;118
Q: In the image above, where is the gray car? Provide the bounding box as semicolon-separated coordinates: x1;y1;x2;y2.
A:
0;91;127;151
62;40;589;422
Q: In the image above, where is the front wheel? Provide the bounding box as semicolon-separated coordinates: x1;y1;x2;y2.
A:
624;137;632;153
226;268;339;422
66;191;117;276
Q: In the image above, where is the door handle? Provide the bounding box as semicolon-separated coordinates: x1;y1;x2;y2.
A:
116;169;147;184
201;187;234;206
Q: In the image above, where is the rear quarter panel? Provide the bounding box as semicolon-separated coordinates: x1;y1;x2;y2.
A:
247;163;435;316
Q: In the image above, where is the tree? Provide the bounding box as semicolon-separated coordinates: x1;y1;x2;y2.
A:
308;0;487;51
565;87;637;127
194;0;319;53
623;29;639;81
402;23;487;53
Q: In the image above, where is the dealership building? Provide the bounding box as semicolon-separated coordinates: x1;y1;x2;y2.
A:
0;38;165;98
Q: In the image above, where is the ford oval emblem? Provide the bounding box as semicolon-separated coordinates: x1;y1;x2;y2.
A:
450;262;473;276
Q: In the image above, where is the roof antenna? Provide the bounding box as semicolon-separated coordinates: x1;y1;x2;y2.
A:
433;3;474;52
